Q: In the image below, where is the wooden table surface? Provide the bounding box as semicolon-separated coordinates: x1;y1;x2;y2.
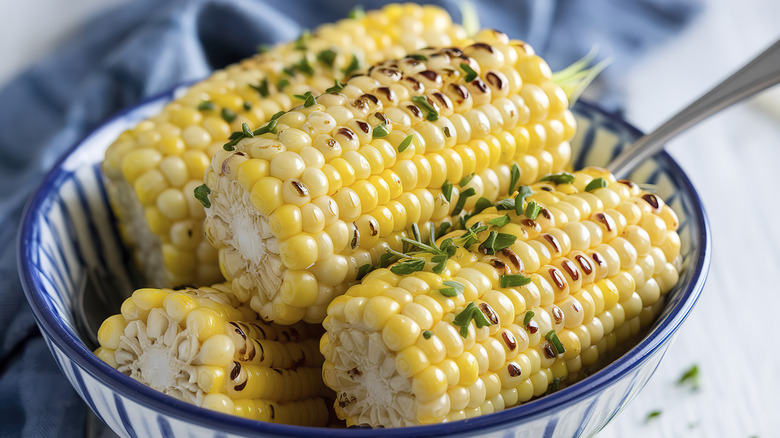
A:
599;1;780;437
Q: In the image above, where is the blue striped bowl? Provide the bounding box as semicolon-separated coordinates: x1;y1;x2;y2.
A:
18;88;710;438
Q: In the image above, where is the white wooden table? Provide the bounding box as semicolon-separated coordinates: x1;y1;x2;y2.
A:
4;1;780;437
599;1;780;437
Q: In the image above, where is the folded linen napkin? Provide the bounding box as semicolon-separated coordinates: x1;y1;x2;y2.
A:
0;0;700;435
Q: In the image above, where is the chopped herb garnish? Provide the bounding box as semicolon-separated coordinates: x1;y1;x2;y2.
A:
293;91;317;107
495;198;516;211
439;280;465;297
473;197;493;216
343;54;360;77
252;119;278;136
241;123;254;138
317;49;338;66
459;173;475;187
325;79;345;94
408;54;428;61
379;252;400;268
540;172;576;185
522;310;534;325
356;263;372;280
480;231;516;255
489;214;511;228
295;57;315;76
293;30;312;51
443;126;452;137
677;364;700;389
242;101;252;111
547;377;561;394
412;95;439;121
509;163;521;194
422;330;433;339
524;200;541;220
194;184;211;208
441;180;453;202
459;62;478;82
645;410;662;422
221;108;237;123
197;100;215;111
250;78;269;97
545;330;566;355
372;124;389;138
348;4;365;19
276;78;290;90
271;110;285;120
585;177;608;192
455;222;488;248
514;185;533;216
452;302;493;338
436;221;451;238
452;187;476;216
389;258;427;275
500;273;532;288
397;134;414;153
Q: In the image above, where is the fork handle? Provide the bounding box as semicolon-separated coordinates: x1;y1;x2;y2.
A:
607;38;780;178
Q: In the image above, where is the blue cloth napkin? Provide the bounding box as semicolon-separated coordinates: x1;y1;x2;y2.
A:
0;0;700;436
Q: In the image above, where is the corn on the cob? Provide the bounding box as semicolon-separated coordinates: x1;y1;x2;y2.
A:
319;168;682;427
202;33;575;324
102;4;470;288
94;283;331;426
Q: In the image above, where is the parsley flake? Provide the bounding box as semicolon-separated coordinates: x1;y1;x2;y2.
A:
250;78;269;97
389;258;426;275
422;330;433;339
343;54;360;77
439;280;465;297
488;214;511;228
221;108;237;123
452;302;494;338
522;310;534;325
459;63;478;82
397;134;414;153
317;49;337;66
325;79;345;94
293;91;317;107
545;330;566;355
585;177;608;192
509;163;521;194
452;187;476;216
441;180;453;203
412;95;439;121
372;124;389;138
500;273;532;288
459;173;475;187
197;101;215;111
540;172;576;185
194;184;211;208
524;200;541;220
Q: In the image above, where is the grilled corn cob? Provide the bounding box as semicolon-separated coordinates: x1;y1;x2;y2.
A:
202;34;575;324
94;283;331;425
320;168;682;427
102;3;470;288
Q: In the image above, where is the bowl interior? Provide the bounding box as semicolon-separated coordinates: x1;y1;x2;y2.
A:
18;91;709;437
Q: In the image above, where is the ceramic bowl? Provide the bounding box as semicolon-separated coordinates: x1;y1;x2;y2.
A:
18;87;710;437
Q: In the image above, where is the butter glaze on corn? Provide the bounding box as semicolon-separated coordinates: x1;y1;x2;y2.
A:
102;4;470;288
203;34;574;324
319;168;681;427
94;284;331;426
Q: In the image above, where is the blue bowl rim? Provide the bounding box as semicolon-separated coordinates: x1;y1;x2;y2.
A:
17;87;711;437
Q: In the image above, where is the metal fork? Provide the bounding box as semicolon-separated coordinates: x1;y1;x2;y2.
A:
608;38;780;177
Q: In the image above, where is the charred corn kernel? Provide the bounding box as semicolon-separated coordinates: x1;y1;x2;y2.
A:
322;168;681;427
95;283;328;426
